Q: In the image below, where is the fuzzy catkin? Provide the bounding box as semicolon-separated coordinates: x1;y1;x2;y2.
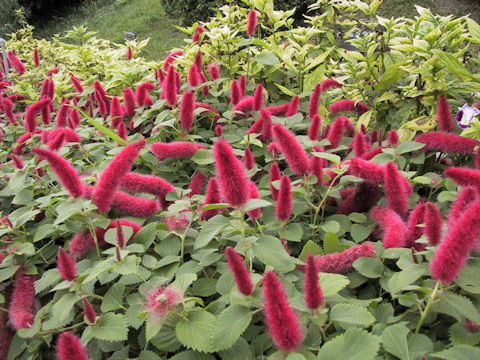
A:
272;123;310;175
225;247;254;295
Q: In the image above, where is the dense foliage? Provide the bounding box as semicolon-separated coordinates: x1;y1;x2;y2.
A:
1;0;480;359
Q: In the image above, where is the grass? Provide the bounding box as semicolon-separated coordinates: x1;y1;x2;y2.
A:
34;0;184;61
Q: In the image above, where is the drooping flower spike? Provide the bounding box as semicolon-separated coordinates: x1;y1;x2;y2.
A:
56;332;91;360
415;132;479;154
329;99;369;114
57;247;77;281
272;123;310;175
225;247;254;295
370;207;406;248
150;142;205;161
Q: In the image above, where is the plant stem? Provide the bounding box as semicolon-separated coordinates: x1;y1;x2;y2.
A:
415;281;440;334
37;321;85;336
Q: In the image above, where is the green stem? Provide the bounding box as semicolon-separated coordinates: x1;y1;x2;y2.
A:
415;281;440;334
37;321;85;336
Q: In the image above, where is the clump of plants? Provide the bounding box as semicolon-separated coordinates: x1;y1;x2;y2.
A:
1;0;480;359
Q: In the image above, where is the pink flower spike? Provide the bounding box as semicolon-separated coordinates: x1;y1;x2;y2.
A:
201;178;223;220
370;206;406;248
213;139;250;207
404;202;426;250
163;51;183;71
253;84;264;111
188;171;206;197
320;78;342;92
234;96;255;114
110;96;124;128
342;117;355;137
94;139;146;213
476;147;480;170
247;10;258;35
286;96;300;116
326;116;345;150
304;254;324;309
70;73;84;93
448;187;478;228
163;67;178;106
225;247;254;295
32;147;84;198
150;142;205;161
349;158;385;185
145;286;182;322
387;130;399;147
352;133;367;157
82;297;96;323
208;63;220;80
123;87;136;118
10;154;24;170
243;148;255;170
385;162;409;218
48;132;66;152
56;99;71;128
56;332;91;360
308;243;376;274
437;94;454;132
119;172;174;209
126;46;133;60
329;99;369;114
33;48;40;66
445;167;480;187
272;123;310;175
117;122;127;141
25;98;51;132
215;124;223;137
270;162;281;201
276;175;292;222
180;90;195;132
425;202;442;246
262;271;303;351
188;65;200;87
268;142;279;159
265;103;290;117
308;83;321;119
230;81;242;105
9;271;36;330
431;202;480;284
248;181;262;221
115;220;125;248
58;247;77;281
111;191;160;217
239;75;247;95
308;114;321;141
135;82;155;107
415;132;479;154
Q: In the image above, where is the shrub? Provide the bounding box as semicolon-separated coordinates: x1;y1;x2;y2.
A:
0;1;27;38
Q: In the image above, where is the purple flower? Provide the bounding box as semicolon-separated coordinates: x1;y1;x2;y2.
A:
456;104;480;129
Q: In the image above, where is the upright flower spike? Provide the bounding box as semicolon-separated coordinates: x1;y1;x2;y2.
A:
56;332;91;360
230;80;242;105
93;80;110;109
56;100;71;128
201;178;223;220
263;271;303;351
188;171;206;197
310;147;325;186
387;130;399;147
369;130;379;145
188;65;200;87
239;75;247;95
215;124;223;137
437;94;454;132
70;73;84;93
163;66;178;106
247;10;258;35
9;271;36;330
225;247;254;295
342;117;355;137
308;114;321;141
180;90;195;132
308;83;321;119
33;48;40;66
243;148;255;170
326;116;345;150
110;96;124;128
7;51;26;74
213;139;250;207
119;172;174;209
145;286;182;322
150;142;205;161
329;99;369;115
268;142;280;158
208;63;220;80
94;139;146;213
115;220;125;248
135;82;155;107
58;247;77;281
48;132;66;152
385;162;409;218
270;162;281;201
25;98;51;132
194;51;203;69
352;132;367;157
260;108;273;141
415;132;479;154
286;96;300;116
117;122;127;140
448;186;478;227
253;84;264;111
445;167;480;187
370;207;407;248
304;254;324;309
404;202;426;249
32;147;84;198
126;46;133;60
94;91;108;116
69;109;81;129
272;123;310;175
248;181;262;221
425;202;442;246
82;297;96;324
276;175;292;222
431;202;480;284
122;87;136;118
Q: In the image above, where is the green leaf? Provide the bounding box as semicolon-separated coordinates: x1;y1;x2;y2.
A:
280;223;303;242
146;316;164;343
353;257;383;278
440;292;480;324
274;83;296;97
0;265;20;283
395;140;426;154
252;235;294;272
382;323;410;360
192;149;214;165
243;199;271;212
316;328;381;360
376;64;404;93
79;109;127;145
450;322;480;346
133;222;159;249
431;49;475;79
320;273;350;296
323;232;343;254
433;345;480;360
312;152;341;165
88;313;129;342
298;240;323;260
330;304;375;327
456;258;480;294
350;224;371;243
388;264;425;295
321;221;341;234
212;305;252;351
35;269;61;294
52;293;78;322
34;224;57;242
175;310;216;353
252;52;280;66
467;18;480;43
194;215;230;249
101;283;125;312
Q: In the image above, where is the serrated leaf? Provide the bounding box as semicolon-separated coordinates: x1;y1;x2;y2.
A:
243;198;271;212
280;223;303;242
350;224;371;243
388;264;425;295
146;316;164;343
316;328;381;360
330;304;375;327
440;292;480;324
353;257;383;278
320;273;350;296
252;235;294;272
449;322;480;346
433;345;480;359
382;323;410;360
89;313;129;342
192;149;214;165
101;283;125;312
52;293;78;322
35;269;61;294
194;215;230;249
176;310;216;353
212;305;252;351
298;240;323;260
133;222;159;249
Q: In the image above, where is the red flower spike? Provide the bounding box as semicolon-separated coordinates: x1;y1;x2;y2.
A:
56;332;91;360
248;181;262;221
247;10;258;35
448;186;478;228
310;155;324;186
9;271;36;330
234;96;255;113
122;87;136;118
94;139;146;213
349;158;384;185
70;73;84;93
304;254;324;309
111;191;160;217
93;81;110;109
94;91;108;116
308;114;321;141
415;132;479;154
320;78;342;92
115;219;125;248
58;247;77;281
265;102;290;117
272;123;310;175
116;246;122;262
33;48;40;66
387;130;399;147
308;83;321;119
253;84;264;111
25;98;51;132
369;130;379;145
371;207;406;248
163;51;183;71
68;109;81;129
194;51;203;69
201;178;223;220
188;171;206;197
286;96;300;116
117;122;127;140
225;246;254;295
180;90;195;132
445;167;480;187
263;271;303;351
404;202;426;249
215;124;223;137
7;51;25;74
329;99;369;114
126;46;133;60
239;75;247;95
326;116;345;150
48;132;66;151
259;109;273;142
320;124;330;140
352;133;367;157
476;148;480;170
270;162;281;201
32;147;84;198
276;175;292;222
47;67;59;77
308;243;376;274
437;94;454;132
268;142;279;158
431;202;480;284
119;172;174;209
243;148;255;170
68;230;91;258
425;202;442;246
230;80;241;105
342;117;355;137
110;96;124;127
10;154;24;170
385;162;409;218
82;297;96;323
150;142;205;161
47;128;81;144
213;139;250;207
362;146;385;160
208;63;220;80
188;65;200;87
56;100;71;128
163;67;178;106
135;82;155;107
